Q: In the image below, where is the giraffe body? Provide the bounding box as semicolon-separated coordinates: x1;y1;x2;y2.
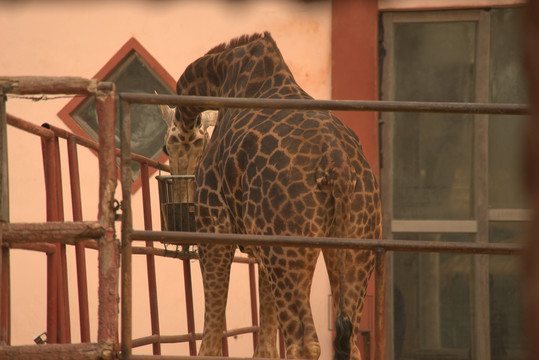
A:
169;32;381;360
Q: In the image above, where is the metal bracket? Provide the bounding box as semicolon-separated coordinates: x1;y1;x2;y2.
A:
33;332;47;345
113;199;122;221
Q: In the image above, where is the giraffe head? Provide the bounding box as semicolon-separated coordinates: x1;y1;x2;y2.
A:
159;102;216;174
159;101;217;202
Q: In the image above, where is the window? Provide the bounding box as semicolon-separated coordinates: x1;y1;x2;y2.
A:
381;7;526;360
58;38;175;188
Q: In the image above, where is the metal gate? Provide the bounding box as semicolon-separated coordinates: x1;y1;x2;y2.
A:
0;76;527;360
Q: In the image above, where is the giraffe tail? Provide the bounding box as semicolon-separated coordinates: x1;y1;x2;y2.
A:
333;314;353;360
323;163;355;360
333;246;353;360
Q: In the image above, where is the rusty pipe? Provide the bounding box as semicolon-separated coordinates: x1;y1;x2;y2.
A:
119;93;529;116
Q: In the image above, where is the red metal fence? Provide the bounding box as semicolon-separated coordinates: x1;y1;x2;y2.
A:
0;77;118;359
0;77;266;360
0;76;528;360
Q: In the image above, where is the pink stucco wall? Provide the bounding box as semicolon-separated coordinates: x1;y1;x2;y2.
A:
0;0;332;357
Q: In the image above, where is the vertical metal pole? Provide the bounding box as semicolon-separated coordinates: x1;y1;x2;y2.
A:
120;99;133;360
279;330;285;358
0;247;9;345
0;87;9;223
222;318;229;356
524;1;539;356
248;261;259;350
52;137;71;344
472;11;491;360
183;257;197;356
41;136;62;344
46;250;58;345
67;136;91;343
0;89;9;346
140;163;161;355
96;91;119;357
375;249;387;360
380;13;395;360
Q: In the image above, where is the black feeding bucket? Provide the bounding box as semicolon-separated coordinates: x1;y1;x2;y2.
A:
156;175;196;253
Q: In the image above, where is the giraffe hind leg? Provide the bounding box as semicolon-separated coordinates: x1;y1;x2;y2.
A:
253;265;279;358
323;248;374;360
257;246;321;359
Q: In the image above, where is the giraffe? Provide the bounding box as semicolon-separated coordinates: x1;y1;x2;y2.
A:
160;98;280;358
172;32;381;360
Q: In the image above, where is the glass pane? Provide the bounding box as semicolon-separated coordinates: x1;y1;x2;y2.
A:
488;222;525;359
392;21;476;220
488;7;528;209
71;51;173;178
393;233;473;360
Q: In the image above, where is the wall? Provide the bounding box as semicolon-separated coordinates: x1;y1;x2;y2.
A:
0;0;333;357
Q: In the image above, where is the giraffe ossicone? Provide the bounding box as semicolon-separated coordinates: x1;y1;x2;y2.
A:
164;32;382;360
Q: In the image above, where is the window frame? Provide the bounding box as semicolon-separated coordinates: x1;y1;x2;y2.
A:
380;8;527;359
58;37;176;192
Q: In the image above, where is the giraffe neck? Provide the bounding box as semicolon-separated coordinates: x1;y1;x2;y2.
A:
175;55;220;131
176;33;310;128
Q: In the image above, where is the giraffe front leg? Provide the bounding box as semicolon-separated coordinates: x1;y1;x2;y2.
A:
253;265;279;358
197;243;236;356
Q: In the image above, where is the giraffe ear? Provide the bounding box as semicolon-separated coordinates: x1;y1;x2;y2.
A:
154;91;175;127
201;110;218;130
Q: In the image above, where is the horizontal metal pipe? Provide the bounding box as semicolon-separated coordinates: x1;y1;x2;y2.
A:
6;114;55;139
131;245;254;264
84;240;98;250
43;123;170;172
224;326;259;337
132;246;194;260
2;221;105;245
0;342;110;360
131;230;521;255
6;242;56;254
131;355;282;360
0;76;113;95
4;115;169;172
131;325;258;349
119;93;529;115
132;333;198;348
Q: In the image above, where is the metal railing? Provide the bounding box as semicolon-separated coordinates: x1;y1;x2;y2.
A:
0;76;118;359
0;76;527;360
118;91;527;360
0;77;267;360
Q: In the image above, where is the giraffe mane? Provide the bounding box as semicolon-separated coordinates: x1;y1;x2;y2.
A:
205;32;269;55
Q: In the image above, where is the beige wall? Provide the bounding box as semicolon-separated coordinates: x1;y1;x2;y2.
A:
0;0;333;357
